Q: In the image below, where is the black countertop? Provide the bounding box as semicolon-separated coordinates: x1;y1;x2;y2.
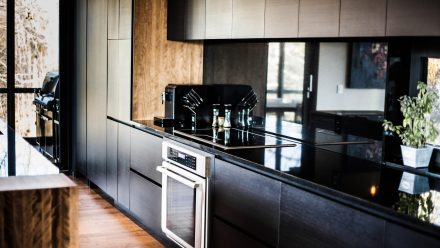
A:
110;117;440;237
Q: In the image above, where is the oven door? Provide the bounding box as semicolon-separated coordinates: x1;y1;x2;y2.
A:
157;161;206;248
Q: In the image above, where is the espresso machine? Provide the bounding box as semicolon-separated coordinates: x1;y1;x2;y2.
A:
155;84;257;128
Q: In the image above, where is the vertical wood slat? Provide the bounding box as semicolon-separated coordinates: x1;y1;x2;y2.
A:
0;187;78;248
132;0;203;120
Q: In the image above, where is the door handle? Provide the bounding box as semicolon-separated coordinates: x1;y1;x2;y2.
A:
157;166;199;188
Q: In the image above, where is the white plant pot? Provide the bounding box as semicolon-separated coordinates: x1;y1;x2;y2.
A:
400;145;434;168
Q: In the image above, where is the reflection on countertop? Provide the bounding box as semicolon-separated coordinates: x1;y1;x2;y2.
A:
0;121;59;177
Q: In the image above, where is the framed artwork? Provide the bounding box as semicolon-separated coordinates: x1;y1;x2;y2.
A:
348;42;388;89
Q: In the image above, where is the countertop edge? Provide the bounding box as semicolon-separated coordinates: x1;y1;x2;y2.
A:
0;174;77;192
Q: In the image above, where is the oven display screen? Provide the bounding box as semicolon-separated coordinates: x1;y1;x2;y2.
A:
168;148;197;170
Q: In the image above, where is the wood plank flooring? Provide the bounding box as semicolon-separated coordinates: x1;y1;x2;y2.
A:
76;179;164;248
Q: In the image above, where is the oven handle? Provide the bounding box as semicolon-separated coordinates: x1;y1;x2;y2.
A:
157;166;200;189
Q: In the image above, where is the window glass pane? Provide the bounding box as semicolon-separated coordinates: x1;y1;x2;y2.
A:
0;0;6;88
15;93;35;137
15;0;59;88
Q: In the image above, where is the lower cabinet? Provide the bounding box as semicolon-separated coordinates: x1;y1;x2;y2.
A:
210;217;269;248
279;183;386;248
129;171;163;237
106;119;118;199
117;123;131;209
384;222;440;248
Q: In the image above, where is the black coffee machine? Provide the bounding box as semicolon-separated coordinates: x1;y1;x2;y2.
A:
155;84;255;128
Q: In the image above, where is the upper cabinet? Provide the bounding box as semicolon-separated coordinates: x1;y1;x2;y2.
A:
206;0;232;39
232;0;265;38
168;0;206;40
108;0;132;39
265;0;299;38
298;0;340;37
339;0;386;37
386;0;440;36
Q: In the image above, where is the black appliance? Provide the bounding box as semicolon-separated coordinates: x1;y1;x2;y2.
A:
158;84;255;128
33;71;60;164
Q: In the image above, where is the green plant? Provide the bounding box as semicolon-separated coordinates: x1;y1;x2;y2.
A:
383;82;439;148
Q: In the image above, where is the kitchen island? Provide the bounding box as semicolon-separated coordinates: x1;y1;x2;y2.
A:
0;121;77;248
106;116;440;247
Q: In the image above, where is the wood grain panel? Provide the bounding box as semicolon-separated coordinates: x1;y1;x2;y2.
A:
265;0;299;38
340;0;386;37
386;0;440;36
298;0;340;37
0;175;77;248
133;0;203;120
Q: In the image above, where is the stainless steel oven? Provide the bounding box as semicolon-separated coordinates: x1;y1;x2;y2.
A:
157;140;213;248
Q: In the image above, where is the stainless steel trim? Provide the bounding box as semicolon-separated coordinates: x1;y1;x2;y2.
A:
157;166;199;188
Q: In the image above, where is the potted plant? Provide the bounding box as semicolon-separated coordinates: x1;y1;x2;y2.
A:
383;82;439;168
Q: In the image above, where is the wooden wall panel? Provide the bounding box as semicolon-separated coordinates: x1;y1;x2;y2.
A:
133;0;203;120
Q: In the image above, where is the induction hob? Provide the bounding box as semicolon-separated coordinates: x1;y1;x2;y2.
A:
174;128;298;150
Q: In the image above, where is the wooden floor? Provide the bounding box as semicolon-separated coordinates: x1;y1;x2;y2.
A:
76;179;165;248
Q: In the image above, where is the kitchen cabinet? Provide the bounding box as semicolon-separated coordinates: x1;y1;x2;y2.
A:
129;171;163;237
264;0;299;38
386;0;440;36
384;222;440;247
232;0;265;38
108;0;119;39
107;40;132;121
205;0;232;39
210;217;269;248
339;0;386;37
86;0;108;191
130;128;162;185
74;0;87;176
106;119;118;200
279;183;385;247
117;123;131;209
168;0;205;40
298;0;340;37
108;0;132;39
213;159;281;247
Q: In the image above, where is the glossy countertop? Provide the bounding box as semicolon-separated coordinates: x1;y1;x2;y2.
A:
111;117;440;236
0;121;59;177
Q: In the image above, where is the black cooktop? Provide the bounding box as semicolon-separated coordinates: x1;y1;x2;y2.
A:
174;128;298;150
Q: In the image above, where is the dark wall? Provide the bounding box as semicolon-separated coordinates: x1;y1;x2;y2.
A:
203;42;268;118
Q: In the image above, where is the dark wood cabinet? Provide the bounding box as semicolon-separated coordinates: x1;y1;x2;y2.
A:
339;0;386;37
106;119;118;200
86;0;108;191
210;217;269;248
129;171;163;236
130;129;162;185
279;183;386;248
264;0;299;38
232;0;265;38
386;0;440;36
213;159;281;247
298;0;340;37
384;222;440;247
117;123;131;209
205;0;232;39
107;40;131;121
74;0;88;176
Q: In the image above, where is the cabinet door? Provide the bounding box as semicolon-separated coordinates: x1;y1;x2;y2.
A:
205;0;232;39
210;217;269;248
386;0;440;36
87;0;108;191
130;128;162;184
265;0;299;38
107;40;119;118
74;0;87;176
213;159;281;247
384;222;440;247
119;0;132;39
279;183;385;248
185;0;206;39
108;0;119;39
117;123;131;209
298;0;340;37
340;0;386;37
232;0;265;38
129;171;163;236
106;119;118;199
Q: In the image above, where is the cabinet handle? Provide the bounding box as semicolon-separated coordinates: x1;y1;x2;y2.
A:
157;166;199;188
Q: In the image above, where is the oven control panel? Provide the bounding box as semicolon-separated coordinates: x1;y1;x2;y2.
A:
167;147;197;170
